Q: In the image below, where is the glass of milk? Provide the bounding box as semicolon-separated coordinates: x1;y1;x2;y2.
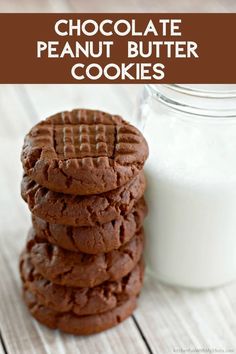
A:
138;84;236;288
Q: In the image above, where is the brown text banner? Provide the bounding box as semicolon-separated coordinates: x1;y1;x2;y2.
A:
0;13;235;83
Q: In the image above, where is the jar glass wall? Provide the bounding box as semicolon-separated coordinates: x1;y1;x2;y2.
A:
139;84;236;288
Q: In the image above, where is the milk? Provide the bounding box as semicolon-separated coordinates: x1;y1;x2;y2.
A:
143;92;236;288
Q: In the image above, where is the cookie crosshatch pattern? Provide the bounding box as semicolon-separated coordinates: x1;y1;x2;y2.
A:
53;124;115;158
21;109;149;195
19;107;148;335
2;0;236;348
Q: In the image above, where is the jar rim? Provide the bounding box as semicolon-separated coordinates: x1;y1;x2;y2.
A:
151;84;236;98
146;84;236;118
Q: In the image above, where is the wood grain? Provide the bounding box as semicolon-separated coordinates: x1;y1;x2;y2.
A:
137;274;236;353
0;0;235;12
0;1;236;353
68;0;235;13
0;86;149;354
1;82;236;354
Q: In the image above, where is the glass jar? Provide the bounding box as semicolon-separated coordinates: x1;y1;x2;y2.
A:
138;84;236;288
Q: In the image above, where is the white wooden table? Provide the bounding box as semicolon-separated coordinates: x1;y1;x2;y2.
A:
1;84;236;354
0;0;235;12
1;1;236;354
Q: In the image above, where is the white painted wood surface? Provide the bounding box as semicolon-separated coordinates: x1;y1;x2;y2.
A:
0;85;149;354
1;1;236;354
0;0;235;13
1;84;236;354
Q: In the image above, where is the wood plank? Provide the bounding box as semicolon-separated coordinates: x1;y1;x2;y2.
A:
22;84;141;124
0;333;7;354
0;178;149;354
0;86;149;354
65;0;234;13
2;76;236;354
0;0;234;13
134;273;236;353
0;86;34;139
0;0;71;12
0;346;6;354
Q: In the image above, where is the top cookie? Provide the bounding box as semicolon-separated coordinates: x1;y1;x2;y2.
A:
21;109;148;195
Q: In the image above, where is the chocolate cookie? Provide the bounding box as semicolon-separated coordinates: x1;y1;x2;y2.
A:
27;228;144;288
20;250;144;316
23;288;137;335
21;172;146;226
21;109;148;195
32;198;147;253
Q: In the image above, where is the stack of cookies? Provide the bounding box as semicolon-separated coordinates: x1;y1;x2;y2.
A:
19;109;148;335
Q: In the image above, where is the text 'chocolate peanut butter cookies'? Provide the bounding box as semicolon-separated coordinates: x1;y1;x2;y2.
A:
19;108;148;335
21;109;148;195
